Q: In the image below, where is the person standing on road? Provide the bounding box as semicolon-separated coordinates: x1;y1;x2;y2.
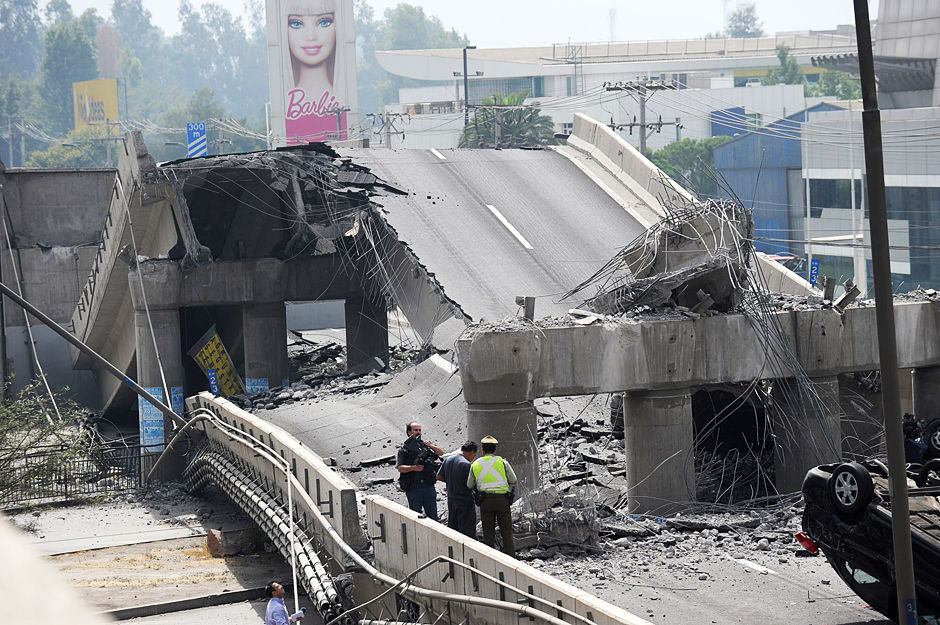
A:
396;421;444;521
467;435;517;557
264;581;305;625
437;441;478;537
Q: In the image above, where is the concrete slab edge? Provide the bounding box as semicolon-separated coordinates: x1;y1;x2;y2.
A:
100;586;271;621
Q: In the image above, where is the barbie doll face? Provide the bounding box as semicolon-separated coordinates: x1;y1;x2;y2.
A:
287;1;337;68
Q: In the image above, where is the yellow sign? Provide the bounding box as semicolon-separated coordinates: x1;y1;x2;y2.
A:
72;78;119;132
187;325;245;397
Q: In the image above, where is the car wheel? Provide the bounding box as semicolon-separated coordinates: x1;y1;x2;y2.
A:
916;458;940;487
828;462;874;519
925;420;940;459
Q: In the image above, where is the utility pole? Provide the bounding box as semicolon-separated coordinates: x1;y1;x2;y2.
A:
326;106;351;141
604;80;679;155
854;2;917;623
366;113;408;149
6;117;12;166
463;45;476;129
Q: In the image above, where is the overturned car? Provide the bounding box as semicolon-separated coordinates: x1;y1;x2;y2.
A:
799;457;940;622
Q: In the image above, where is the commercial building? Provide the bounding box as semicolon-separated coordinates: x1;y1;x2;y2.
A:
373;31;857;150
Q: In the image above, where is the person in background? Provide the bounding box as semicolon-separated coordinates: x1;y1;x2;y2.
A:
437;441;478;537
467;435;517;557
264;581;305;625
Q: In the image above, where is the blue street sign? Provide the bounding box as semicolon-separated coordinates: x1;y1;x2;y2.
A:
207;368;220;395
809;258;820;285
187;122;208;157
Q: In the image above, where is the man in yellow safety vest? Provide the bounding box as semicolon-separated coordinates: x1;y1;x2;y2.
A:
467;435;517;557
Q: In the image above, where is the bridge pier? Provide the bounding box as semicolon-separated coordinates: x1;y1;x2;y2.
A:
623;388;694;515
466;402;538;492
913;365;940;422
345;293;388;374
242;303;289;390
772;375;843;493
135;307;185;478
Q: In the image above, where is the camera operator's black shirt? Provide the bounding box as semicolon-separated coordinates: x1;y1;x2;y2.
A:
397;441;437;486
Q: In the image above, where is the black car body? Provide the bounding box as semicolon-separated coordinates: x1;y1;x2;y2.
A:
801;458;940;622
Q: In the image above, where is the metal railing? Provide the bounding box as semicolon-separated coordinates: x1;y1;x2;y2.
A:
0;442;142;507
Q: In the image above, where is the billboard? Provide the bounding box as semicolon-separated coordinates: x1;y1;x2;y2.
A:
266;0;358;146
72;78;119;132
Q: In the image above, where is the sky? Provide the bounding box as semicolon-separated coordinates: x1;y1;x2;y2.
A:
52;0;879;47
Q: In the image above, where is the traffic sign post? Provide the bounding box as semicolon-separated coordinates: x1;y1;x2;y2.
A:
187;122;208;157
809;258;820;285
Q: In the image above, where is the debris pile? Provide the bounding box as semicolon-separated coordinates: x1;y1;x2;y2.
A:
226;339;421;412
563;200;753;315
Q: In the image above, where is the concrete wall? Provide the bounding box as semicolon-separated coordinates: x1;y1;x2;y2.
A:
0;168;114;403
366;496;653;625
186;393;366;559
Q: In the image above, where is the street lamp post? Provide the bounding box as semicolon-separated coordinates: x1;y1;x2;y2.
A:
463;45;476;128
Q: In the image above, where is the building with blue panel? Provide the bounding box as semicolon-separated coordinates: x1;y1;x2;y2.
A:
713;103;844;256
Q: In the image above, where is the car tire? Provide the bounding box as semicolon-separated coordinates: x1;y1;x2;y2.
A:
925;419;940;459
828;462;874;519
917;458;940;487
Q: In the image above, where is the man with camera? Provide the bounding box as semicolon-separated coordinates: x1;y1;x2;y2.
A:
467;435;517;557
396;421;444;521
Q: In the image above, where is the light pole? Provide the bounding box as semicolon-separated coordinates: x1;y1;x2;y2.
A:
463;45;476;128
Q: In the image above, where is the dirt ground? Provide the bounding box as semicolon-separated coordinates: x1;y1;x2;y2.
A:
51;535;291;611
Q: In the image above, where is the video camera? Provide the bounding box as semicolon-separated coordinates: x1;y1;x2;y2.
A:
403;435;440;476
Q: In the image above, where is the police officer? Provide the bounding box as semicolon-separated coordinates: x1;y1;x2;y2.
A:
396;421;444;520
467;435;517;557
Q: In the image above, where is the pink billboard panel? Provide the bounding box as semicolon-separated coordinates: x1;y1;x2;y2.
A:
267;0;357;146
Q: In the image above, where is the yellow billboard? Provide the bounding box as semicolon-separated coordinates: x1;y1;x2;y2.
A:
72;78;119;132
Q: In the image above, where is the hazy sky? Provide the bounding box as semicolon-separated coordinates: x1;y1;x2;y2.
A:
53;0;878;47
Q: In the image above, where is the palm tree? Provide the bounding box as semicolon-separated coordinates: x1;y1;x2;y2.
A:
459;91;556;148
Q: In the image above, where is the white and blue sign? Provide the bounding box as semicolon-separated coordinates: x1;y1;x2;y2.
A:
207;368;220;395
139;386;165;452
187;122;208;157
171;386;184;415
809;258;820;285
245;378;269;393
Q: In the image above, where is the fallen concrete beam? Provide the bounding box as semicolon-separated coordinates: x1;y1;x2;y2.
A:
457;300;940;404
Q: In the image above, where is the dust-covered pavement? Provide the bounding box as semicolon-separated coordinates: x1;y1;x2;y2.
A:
6;484;295;616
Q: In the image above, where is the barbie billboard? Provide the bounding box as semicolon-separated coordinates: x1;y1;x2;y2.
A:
266;0;358;146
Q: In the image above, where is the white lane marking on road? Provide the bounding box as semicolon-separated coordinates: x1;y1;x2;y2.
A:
726;555;778;576
430;354;457;374
429;148;446;160
485;204;534;250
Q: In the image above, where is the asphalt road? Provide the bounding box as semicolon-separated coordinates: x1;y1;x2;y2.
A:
339;147;648;321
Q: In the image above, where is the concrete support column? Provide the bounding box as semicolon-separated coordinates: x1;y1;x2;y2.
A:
135;308;184;479
466;402;538;493
345;294;388;374
913;366;940;422
773;376;842;494
242;303;289;390
623;388;694;515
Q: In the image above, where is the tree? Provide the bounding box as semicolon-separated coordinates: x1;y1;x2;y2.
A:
355;0;384;116
43;0;72;27
764;44;804;86
806;70;861;100
726;2;764;38
167;1;266;119
38;15;99;134
110;0;164;82
459;92;555;148
370;3;469;110
27;126;111;167
648;136;731;199
0;385;98;506
0;0;44;78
